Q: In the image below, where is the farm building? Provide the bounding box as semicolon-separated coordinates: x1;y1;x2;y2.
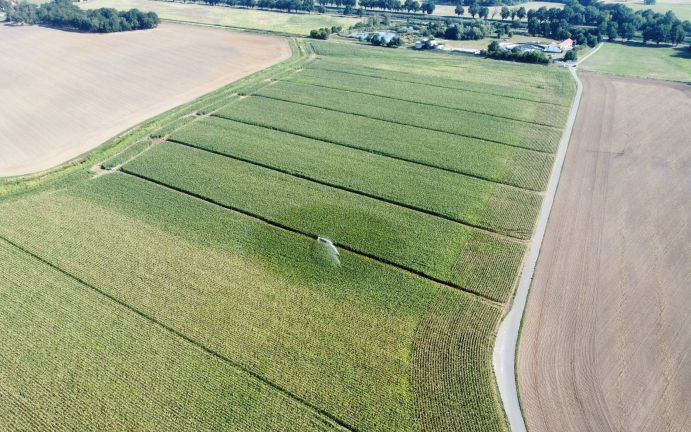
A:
499;39;573;54
557;38;574;50
351;31;397;43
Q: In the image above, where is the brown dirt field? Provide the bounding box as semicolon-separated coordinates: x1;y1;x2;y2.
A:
0;23;290;177
518;72;691;431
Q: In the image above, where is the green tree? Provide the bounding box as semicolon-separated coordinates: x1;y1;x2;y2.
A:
387;36;402;47
516;6;526;20
421;0;435;15
479;6;489;19
607;21;619;39
468;4;479;18
500;6;510;20
563;49;577;61
644;0;655;5
454;4;463;16
621;22;636;40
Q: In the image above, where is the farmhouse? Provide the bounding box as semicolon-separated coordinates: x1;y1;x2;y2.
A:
557;38;574;50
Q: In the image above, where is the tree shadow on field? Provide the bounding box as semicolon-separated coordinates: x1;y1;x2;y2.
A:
669;46;691;61
608;39;691;58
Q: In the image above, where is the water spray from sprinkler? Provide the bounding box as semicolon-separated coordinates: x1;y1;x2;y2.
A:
315;236;340;267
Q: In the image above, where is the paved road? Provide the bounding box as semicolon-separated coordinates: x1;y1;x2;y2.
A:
492;65;585;432
492;44;604;432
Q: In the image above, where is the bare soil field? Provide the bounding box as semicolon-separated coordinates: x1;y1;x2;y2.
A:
0;23;290;177
518;73;691;431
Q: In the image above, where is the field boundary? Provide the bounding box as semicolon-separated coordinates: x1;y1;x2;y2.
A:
210;112;547;194
244;94;557;154
308;64;570;107
119;168;502;305
168;137;532;241
280;78;563;129
0;36;307;199
493;66;584;432
0;234;354;431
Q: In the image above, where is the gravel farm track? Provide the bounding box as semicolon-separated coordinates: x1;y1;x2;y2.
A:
518;72;691;432
0;23;290;177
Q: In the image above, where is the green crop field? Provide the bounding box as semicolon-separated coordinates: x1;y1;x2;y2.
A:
0;35;576;431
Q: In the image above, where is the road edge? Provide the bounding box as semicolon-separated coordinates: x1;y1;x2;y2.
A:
491;45;601;431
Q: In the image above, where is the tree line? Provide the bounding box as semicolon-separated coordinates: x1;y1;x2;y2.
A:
425;19;492;40
525;1;688;45
358;0;436;14
3;0;159;32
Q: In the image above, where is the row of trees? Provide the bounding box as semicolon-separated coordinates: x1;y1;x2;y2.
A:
4;0;159;32
202;0;435;13
358;0;436;14
525;2;688;45
457;0;528;6
207;0;321;13
425;19;491;40
367;33;402;46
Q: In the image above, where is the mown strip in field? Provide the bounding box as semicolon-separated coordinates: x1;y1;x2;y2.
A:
0;240;340;431
286;68;566;128
0;174;505;431
123;141;524;301
174;117;542;239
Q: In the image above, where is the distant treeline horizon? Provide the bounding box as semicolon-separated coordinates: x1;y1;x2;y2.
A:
1;0;160;32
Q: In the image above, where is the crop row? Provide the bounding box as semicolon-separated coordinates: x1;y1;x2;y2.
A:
412;295;507;432
123;141;525;301
307;40;562;91
286;68;567;128
256;80;560;152
0;175;502;431
307;41;573;105
173;117;542;238
0;240;334;431
173;111;551;192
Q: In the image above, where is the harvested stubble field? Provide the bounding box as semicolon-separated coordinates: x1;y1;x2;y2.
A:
0;36;575;431
0;23;290;177
80;0;360;33
518;73;691;431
